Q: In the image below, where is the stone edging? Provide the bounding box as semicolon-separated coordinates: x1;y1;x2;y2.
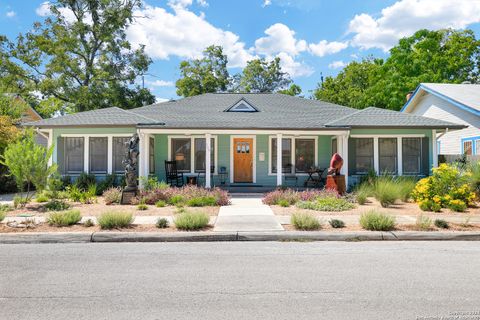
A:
2;231;480;244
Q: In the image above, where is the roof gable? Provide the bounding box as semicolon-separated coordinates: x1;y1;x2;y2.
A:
224;98;258;112
402;83;480;117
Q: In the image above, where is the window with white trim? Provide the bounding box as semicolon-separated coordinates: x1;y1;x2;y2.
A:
271;138;292;173
463;140;473;155
171;138;191;172
194;138;215;172
89;137;108;174
113;137;129;173
378;138;397;174
403;138;422;175
64;137;84;174
295;139;315;173
354;138;374;174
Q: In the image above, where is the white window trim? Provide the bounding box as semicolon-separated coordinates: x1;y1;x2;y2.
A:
230;135;257;184
60;134;134;174
167;135;218;175
268;135;318;176
351;134;425;176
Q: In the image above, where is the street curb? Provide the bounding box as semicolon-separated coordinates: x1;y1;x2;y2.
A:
2;231;480;244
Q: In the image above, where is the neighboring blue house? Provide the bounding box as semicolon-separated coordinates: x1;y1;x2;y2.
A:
402;83;480;156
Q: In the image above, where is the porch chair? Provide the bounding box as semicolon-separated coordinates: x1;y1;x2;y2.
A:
165;160;184;187
198;165;215;187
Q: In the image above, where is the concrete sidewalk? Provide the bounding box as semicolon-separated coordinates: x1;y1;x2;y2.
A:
214;195;284;232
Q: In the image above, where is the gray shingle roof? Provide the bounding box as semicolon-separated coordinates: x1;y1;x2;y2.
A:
325;107;465;129
24;107;159;127
26;93;464;130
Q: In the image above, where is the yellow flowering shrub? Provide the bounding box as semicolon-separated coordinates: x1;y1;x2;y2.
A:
412;163;476;212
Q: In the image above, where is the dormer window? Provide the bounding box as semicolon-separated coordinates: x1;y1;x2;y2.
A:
225;98;258;112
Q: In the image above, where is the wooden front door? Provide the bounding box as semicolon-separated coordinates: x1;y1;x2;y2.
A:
233;138;253;183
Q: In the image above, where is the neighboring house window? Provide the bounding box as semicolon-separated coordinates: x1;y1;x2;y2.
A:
295;139;315;173
403;138;421;175
331;138;337;156
89;137;108;174
194;138;215;172
171;138;191;172
149;137;155;174
463;140;473;155
354;138;374;174
113;137;129;173
379;138;397;174
64;137;84;174
271;138;293;173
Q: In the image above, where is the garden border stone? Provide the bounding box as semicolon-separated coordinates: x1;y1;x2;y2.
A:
2;230;480;244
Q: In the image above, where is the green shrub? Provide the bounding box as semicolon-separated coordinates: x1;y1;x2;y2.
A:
174;211;209;230
329;219;345;228
447;199;467;212
0;210;5;222
156;217;169;228
35;193;50;203
296;196;355;212
356;192;368;205
137;203;148;210
97;211;134;229
434;219;449;229
103;187;122;205
97;174;118;195
84;218;94;227
359;210;396;231
155;200;167;207
75;173;96;191
418;199;442;212
140;176;169;191
373;178;400;207
415;215;432;231
13;196;28;208
291;212;321;230
186;196;217;207
397;177;417;202
67;184;97;204
277;199;290;207
169;195;185;206
47;210;82;227
45;199;71;211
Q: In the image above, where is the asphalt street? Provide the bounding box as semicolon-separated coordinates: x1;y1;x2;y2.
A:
1;241;480;320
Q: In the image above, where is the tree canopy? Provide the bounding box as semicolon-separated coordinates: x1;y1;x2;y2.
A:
176;45;230;97
10;0;155;114
314;29;480;110
236;57;292;93
278;84;302;96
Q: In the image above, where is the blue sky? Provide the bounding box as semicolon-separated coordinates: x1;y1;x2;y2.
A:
0;0;479;101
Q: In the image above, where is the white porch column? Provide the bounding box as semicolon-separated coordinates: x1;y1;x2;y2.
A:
341;135;349;187
205;133;211;188
432;129;438;168
138;132;147;188
397;138;403;176
84;136;90;173
107;136;113;174
373;137;379;174
276;133;282;186
45;129;53;167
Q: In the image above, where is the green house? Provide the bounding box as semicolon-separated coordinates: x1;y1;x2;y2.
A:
27;93;463;190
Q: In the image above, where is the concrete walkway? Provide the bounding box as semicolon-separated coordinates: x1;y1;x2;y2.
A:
214;194;284;232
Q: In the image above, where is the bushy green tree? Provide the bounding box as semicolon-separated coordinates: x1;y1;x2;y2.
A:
176;45;230;97
278;84;302;96
11;0;155;113
314;29;480;110
1;129;57;203
236;57;291;93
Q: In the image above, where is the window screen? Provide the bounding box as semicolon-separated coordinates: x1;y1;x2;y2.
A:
89;137;108;173
64;137;84;174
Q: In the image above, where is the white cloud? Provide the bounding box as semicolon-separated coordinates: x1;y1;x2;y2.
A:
145;79;174;87
276;52;313;77
6;10;16;18
156;97;170;103
262;0;272;7
348;0;480;51
328;60;347;69
254;23;307;56
35;1;50;16
126;5;253;68
309;40;348;57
